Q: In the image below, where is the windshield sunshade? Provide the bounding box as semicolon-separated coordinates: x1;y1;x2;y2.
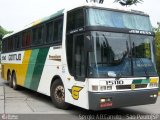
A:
86;8;152;31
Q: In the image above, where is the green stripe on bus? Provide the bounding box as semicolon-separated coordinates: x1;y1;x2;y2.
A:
141;79;149;84
24;49;39;88
30;47;49;91
132;79;149;84
132;80;142;84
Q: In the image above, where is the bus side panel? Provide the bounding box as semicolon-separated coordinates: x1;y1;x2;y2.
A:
1;50;31;86
23;48;49;91
24;49;39;88
1;48;50;92
37;46;76;105
17;50;32;86
1;64;8;81
37;47;62;96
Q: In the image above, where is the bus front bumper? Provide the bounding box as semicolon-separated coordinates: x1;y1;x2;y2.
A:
88;89;158;110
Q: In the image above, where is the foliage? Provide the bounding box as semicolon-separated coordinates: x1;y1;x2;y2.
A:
114;0;143;6
0;26;13;51
155;22;160;75
154;22;160;32
0;26;8;38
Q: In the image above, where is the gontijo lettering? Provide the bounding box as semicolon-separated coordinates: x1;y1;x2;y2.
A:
8;54;21;61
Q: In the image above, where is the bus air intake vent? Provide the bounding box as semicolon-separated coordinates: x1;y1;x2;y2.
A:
116;84;147;90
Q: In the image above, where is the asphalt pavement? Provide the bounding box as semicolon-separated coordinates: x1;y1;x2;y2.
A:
0;76;160;120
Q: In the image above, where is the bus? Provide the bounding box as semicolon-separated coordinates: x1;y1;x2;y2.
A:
1;2;159;110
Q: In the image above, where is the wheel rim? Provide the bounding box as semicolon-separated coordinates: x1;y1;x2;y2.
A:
54;85;65;103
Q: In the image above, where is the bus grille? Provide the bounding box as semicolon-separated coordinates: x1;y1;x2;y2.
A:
116;84;147;90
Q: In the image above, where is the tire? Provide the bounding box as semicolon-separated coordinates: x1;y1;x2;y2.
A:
51;79;70;109
12;72;19;90
7;71;12;88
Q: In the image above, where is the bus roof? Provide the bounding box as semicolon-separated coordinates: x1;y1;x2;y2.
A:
3;3;149;39
3;9;64;39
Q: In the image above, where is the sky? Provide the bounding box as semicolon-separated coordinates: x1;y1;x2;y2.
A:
0;0;160;31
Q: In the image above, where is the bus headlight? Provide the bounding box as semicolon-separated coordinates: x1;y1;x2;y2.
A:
100;86;106;91
107;86;112;90
100;98;106;103
92;85;98;91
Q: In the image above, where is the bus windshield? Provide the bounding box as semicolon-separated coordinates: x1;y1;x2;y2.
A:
86;8;152;31
88;31;157;78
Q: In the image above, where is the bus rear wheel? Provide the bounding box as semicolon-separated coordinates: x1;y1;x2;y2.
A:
7;71;12;88
12;72;18;90
51;79;70;109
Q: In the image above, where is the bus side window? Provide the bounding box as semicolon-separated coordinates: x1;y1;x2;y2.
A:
32;26;43;46
32;28;37;46
45;17;63;44
8;37;14;51
22;31;31;48
46;21;54;44
38;27;43;44
54;18;63;42
2;40;4;52
2;39;7;52
5;39;8;52
22;32;27;47
26;31;31;46
67;9;84;32
15;34;20;50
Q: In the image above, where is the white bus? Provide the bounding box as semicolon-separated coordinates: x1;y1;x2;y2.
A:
1;3;159;110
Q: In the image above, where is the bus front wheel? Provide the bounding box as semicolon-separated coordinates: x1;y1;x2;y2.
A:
51;79;70;109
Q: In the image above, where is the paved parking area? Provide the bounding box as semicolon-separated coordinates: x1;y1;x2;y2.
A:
0;82;71;114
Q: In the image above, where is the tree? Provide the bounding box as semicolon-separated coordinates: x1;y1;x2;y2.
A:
0;26;9;37
0;34;2;40
154;22;160;32
114;0;143;6
155;22;160;75
0;26;12;51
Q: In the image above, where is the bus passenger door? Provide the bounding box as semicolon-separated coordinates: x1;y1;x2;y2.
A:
72;34;88;109
73;34;86;81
